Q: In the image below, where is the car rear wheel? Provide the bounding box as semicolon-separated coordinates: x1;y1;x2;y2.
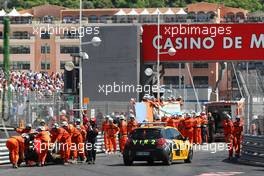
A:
184;148;193;163
163;151;172;165
123;150;133;166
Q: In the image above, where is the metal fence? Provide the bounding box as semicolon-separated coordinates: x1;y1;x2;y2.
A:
239;134;264;166
87;101;131;129
236;64;264;133
0;91;73;128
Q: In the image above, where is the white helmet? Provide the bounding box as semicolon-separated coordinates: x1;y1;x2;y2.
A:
37;126;45;131
52;123;59;129
61;121;68;127
26;123;32;129
75;118;81;122
129;114;135;119
61;110;66;115
120;115;125;120
40;119;45;124
252;115;258;120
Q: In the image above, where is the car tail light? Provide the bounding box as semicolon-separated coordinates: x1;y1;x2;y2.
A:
156;138;166;148
126;138;132;146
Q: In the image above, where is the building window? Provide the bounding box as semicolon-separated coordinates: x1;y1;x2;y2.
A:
193;63;209;68
60;45;79;54
63;31;79;39
164;63;185;69
12;31;30;39
41;31;50;39
42;16;53;23
193;76;208;87
164;76;184;86
41;45;50;54
100;15;110;23
12;61;30;70
88;15;98;23
60;61;67;69
10;45;30;54
0;61;31;70
41;61;51;70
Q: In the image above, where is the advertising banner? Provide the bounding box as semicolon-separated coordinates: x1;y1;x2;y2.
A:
142;24;264;61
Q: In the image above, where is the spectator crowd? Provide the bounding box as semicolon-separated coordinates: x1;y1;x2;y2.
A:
0;70;64;96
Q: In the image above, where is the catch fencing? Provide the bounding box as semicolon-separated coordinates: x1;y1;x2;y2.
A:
239;134;264;166
0;92;74;128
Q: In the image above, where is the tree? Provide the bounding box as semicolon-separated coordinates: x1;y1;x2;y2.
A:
115;0;129;8
149;0;165;7
83;0;95;9
93;0;114;8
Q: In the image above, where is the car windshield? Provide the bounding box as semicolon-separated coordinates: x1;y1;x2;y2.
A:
130;128;162;140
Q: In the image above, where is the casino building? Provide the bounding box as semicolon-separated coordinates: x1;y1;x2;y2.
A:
0;2;263;105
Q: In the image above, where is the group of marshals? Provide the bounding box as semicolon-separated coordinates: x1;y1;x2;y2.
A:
6;115;99;168
6;109;244;168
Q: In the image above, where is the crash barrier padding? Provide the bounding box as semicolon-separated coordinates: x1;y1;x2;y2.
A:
239;134;264;166
0;132;120;165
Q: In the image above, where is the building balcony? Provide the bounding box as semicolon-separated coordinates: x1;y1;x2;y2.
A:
55;36;79;43
0;36;35;43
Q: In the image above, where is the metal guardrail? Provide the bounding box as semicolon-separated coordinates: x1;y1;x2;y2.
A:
0;132;119;165
0;139;9;164
240;134;264;166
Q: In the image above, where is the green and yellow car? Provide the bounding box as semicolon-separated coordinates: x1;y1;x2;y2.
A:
123;125;193;166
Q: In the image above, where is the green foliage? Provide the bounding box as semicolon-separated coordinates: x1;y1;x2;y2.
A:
0;0;263;12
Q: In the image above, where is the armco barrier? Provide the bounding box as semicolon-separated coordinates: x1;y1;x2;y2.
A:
0;139;9;164
239;134;264;166
0;132;119;165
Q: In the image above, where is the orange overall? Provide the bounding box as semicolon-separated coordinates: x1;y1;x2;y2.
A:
6;136;25;166
107;124;120;152
53;128;71;162
233;121;243;157
178;118;185;136
127;120;138;135
77;128;87;143
102;120;111;152
224;119;235;158
183;118;195;143
118;120;128;153
167;118;174;127
193;117;202;144
65;125;84;160
35;131;51;165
